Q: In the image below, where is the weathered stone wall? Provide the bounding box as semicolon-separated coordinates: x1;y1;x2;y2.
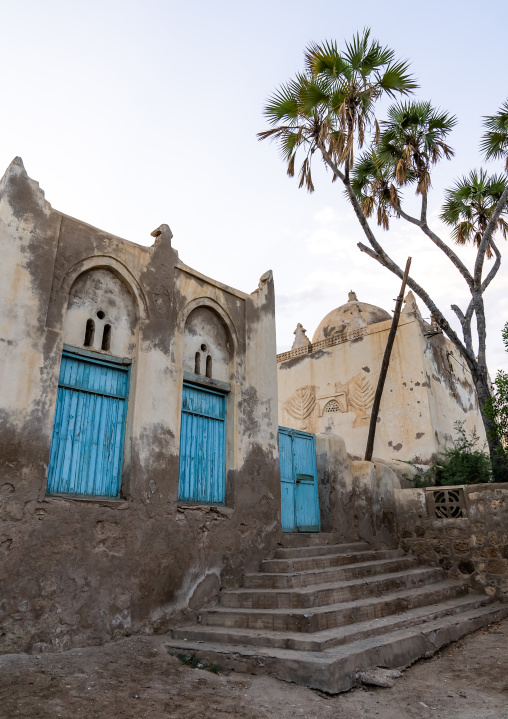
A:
422;331;483;457
394;484;508;600
0;158;280;654
315;434;399;548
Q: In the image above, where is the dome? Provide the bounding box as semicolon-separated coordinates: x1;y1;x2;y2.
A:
312;291;391;344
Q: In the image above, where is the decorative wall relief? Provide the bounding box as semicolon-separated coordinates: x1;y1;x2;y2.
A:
319;390;348;415
348;373;375;427
317;373;374;427
324;400;341;412
284;386;316;422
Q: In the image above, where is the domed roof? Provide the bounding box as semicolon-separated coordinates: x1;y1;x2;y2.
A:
312;291;391;344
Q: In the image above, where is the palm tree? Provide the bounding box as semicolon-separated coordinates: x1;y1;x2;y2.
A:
260;38;508;477
258;29;417;192
440;169;508;258
351;150;401;230
377;101;456;196
481;100;508;171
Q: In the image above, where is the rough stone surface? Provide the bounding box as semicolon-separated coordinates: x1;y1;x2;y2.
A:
394;483;508;600
315;433;399;547
358;667;403;688
2;619;508;718
166;535;508;693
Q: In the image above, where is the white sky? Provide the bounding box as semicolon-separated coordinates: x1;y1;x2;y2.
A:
2;0;507;372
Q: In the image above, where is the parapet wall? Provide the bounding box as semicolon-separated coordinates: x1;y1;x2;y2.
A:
315;433;400;548
395;484;508;600
314;432;508;601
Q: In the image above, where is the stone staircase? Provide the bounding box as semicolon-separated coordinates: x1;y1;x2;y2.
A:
165;534;508;693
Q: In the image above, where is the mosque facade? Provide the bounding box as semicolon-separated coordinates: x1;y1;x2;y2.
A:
277;291;486;467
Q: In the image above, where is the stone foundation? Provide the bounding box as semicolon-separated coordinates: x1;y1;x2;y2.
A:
394;483;508;600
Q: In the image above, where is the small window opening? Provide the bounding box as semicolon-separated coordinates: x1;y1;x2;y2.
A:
84;319;95;347
206;355;212;378
96;310;105;319
201;343;207;352
101;324;112;351
194;351;201;375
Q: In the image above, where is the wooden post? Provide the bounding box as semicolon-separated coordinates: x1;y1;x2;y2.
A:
364;257;412;462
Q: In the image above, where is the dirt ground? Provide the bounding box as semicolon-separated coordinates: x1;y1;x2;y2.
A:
1;618;507;719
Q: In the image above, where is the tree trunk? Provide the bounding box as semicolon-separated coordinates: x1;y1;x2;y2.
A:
365;257;411;461
319;151;508;481
471;367;508;482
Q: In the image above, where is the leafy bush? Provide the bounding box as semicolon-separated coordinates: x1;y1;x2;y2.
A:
401;421;492;487
484;322;508;476
437;421;492;485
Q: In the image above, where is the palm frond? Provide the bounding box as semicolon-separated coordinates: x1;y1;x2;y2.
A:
481;99;508;169
263;79;302;125
440;169;508;254
343;28;372;71
378;61;418;97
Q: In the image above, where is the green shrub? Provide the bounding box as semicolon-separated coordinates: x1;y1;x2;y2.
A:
437;421;492;485
401;421;492;487
484;321;508;480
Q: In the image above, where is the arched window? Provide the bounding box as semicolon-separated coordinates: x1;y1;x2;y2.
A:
101;324;112;351
206;355;212;379
84;319;95;347
324;400;341;413
194;352;201;375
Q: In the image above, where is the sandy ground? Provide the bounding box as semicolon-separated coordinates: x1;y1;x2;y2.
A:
1;618;507;719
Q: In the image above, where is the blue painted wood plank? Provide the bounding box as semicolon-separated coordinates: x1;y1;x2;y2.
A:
47;352;129;498
278;428;296;532
293;432;320;532
278;427;320;533
178;383;225;504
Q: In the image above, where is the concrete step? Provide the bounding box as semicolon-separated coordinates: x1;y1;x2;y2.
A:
274;542;371;559
172;593;494;651
243;556;418;589
279;533;337;548
220;566;444;609
167;602;508;693
200;579;468;632
261;548;405;574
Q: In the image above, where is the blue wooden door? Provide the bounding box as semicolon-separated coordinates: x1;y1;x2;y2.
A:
47;351;130;497
278;427;320;532
178;383;226;504
279;429;295;532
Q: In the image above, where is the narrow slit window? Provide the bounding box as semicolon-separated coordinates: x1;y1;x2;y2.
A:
84;319;95;347
101;324;112;351
206;355;212;378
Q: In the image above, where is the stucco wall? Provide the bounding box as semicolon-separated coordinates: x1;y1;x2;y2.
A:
277;295;485;465
0;158;280;654
315;433;399;548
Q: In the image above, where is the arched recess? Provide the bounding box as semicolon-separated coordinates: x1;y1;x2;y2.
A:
182;303;234;384
47;258;146;499
63;267;138;359
179;297;238;354
49;255;149;330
